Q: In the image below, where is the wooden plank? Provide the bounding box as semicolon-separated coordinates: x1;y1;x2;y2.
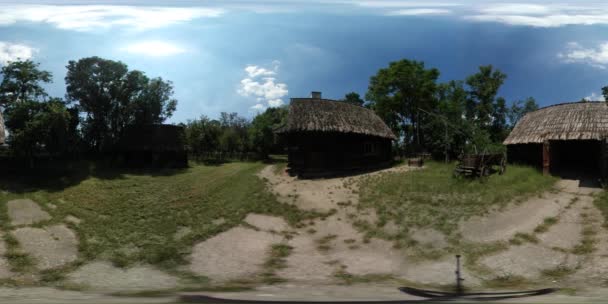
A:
542;141;550;175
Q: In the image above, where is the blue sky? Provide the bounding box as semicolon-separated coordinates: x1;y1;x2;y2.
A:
2;1;608;123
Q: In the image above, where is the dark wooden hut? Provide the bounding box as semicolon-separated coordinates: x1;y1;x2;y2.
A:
117;124;187;168
277;92;396;177
504;101;608;178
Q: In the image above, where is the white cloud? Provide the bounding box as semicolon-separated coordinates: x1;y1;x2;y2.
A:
387;8;451;16
466;3;608;27
251;103;266;111
122;41;187;57
268;99;284;107
558;41;608;69
0;5;224;31
583;92;606;101
0;42;36;64
238;61;288;111
245;65;276;78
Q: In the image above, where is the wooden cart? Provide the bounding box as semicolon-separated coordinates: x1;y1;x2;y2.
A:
454;153;506;177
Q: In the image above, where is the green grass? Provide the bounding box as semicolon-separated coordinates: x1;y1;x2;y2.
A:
534;217;559;234
358;162;558;235
0;162;325;269
541;265;575;279
594;191;608;226
259;243;293;284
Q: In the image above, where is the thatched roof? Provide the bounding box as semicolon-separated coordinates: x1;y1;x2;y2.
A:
277;98;396;140
0;112;4;145
504;101;608;144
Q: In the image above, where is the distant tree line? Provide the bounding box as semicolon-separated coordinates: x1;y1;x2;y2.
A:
364;60;539;158
1;56;574;164
0;58;177;160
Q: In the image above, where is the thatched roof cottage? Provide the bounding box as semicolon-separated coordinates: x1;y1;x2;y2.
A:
277;92;396;177
504;101;608;177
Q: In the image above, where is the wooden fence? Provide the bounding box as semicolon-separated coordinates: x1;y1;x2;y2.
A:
190;151;262;163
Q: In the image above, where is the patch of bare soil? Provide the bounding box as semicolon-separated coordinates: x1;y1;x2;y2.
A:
410;228;448;249
399;257;480;286
12;224;78;270
67;261;179;292
189;226;284;281
459;191;573;243
0;287;174;303
244;214;289;232
258;165;422;283
479;244;575;279
0;233;11;279
7;199;51;226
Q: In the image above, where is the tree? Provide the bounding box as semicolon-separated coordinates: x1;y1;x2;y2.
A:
65;56;177;152
340;92;365;106
4;99;73;158
602;86;608;102
508;97;539;126
465;65;508;145
0;60;52;106
184;116;221;155
465;65;507;128
249;107;288;158
366;59;439;150
424;80;469;159
0;60;76;159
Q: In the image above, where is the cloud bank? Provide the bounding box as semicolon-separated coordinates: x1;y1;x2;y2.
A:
237;61;288;112
0;42;36;64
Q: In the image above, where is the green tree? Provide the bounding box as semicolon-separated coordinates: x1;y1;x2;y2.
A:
249;107;288;158
340;92;365;106
0;60;52;106
0;60;76;159
4;99;73;158
465;65;508;146
366;59;439;149
184;116;221;155
65;56;177;152
424;80;469;159
465;65;507;127
508;97;539;126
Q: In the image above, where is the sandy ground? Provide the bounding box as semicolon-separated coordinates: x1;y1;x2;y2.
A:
67;261;179;292
7;199;51;226
12;224;78;270
189;226;284;281
2;165;608;302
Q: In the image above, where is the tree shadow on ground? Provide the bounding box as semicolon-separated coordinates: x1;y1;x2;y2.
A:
0;158;188;193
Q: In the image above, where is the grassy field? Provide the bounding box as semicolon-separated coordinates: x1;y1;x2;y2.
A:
358;162;558;237
0;161;322;271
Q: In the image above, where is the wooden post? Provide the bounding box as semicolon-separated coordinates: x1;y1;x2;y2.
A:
542;141;550;175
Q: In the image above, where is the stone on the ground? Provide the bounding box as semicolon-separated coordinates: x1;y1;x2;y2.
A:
12;224;78;270
244;214;289;231
65;215;82;225
7;199;51;226
479;244;573;278
410;228;447;249
189;227;283;281
67;261;178;291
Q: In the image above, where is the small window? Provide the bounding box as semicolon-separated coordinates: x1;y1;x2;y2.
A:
363;142;376;155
